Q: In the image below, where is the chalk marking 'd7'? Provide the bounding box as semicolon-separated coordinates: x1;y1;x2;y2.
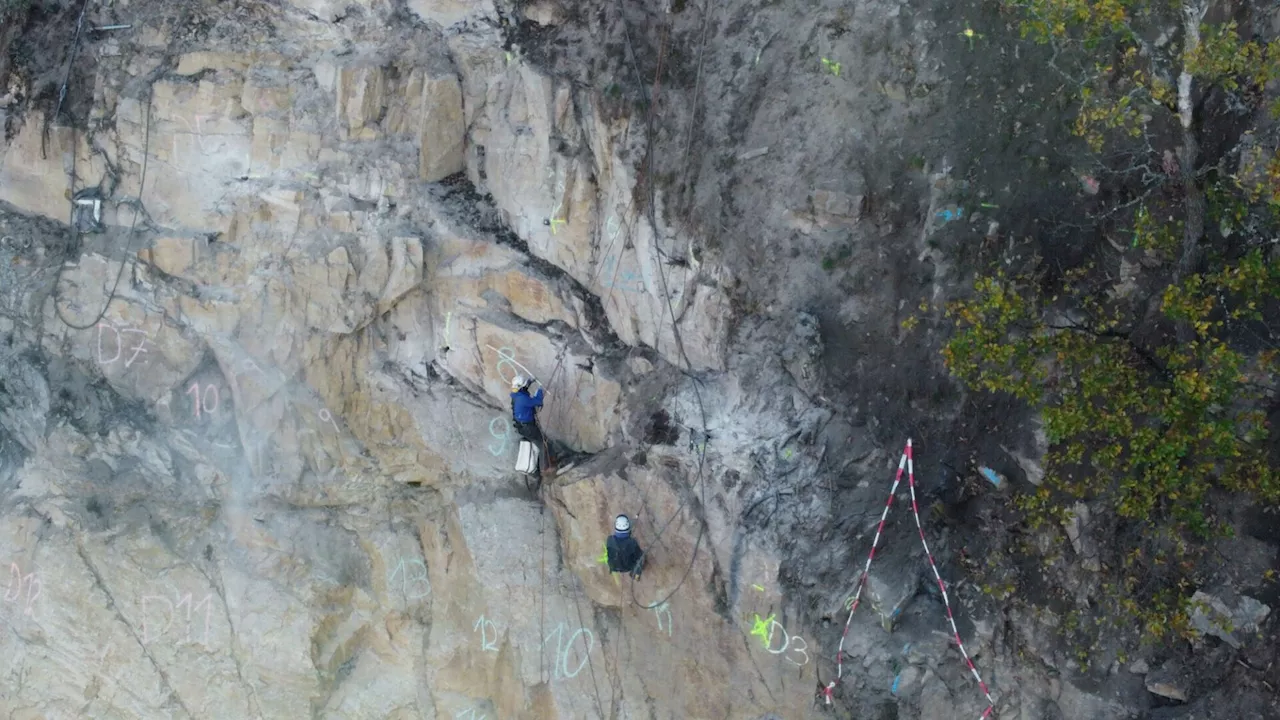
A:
97;322;150;367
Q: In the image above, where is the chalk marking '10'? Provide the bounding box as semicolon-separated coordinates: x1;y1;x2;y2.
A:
542;622;594;680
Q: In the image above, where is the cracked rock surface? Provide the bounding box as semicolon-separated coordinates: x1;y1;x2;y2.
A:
2;0;1278;718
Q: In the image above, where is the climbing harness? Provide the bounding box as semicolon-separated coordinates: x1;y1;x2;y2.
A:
822;439;995;718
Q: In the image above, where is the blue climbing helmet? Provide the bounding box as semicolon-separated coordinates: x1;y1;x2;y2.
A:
614;514;631;535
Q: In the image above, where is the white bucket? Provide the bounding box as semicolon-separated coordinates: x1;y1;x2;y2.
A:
515;440;539;475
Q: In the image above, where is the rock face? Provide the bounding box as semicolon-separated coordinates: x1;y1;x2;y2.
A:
2;0;1276;718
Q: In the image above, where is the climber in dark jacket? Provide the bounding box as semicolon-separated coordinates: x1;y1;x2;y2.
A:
606;514;644;579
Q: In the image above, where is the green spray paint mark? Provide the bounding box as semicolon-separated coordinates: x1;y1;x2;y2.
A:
751;613;776;648
821;58;841;77
753;584;765;592
597;543;609;565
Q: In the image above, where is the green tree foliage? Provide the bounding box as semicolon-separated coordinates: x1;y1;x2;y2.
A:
943;0;1280;646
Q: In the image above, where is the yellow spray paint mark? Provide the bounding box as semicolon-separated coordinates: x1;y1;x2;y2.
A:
821;58;841;77
750;613;776;648
597;543;609;565
549;216;567;235
753;584;765;592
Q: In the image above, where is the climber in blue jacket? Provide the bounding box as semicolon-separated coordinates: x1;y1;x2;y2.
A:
510;375;548;467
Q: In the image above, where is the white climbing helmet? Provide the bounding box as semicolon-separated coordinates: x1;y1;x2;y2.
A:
614;514;631;533
511;375;528;392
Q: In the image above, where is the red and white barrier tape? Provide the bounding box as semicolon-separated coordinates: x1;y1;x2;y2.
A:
822;439;995;718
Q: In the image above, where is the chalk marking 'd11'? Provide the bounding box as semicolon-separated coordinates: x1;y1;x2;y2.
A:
141;592;213;646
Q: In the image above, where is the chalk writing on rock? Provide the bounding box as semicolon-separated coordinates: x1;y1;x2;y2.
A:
96;322;150;368
318;408;340;433
4;562;41;617
493;346;520;385
487;417;511;457
542;622;594;680
141;592;213;646
474;615;499;652
454;708;487;720
761;617;810;667
186;382;221;419
387;557;431;600
653;601;673;637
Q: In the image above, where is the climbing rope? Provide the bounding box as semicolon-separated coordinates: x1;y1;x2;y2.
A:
822;439;995;718
51;80;155;331
602;0;715;613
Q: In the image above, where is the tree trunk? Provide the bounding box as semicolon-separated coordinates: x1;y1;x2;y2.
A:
1176;0;1210;283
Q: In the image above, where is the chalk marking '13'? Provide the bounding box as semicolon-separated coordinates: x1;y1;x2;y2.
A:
388;557;431;600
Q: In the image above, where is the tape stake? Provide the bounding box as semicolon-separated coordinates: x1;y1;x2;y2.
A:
826;438;994;718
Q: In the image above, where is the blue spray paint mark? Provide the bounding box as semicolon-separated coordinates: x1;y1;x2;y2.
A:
902;643;911;654
891;672;902;695
979;466;1003;487
935;207;964;224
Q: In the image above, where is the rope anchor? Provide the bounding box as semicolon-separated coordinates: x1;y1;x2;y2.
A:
825;439;995;718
